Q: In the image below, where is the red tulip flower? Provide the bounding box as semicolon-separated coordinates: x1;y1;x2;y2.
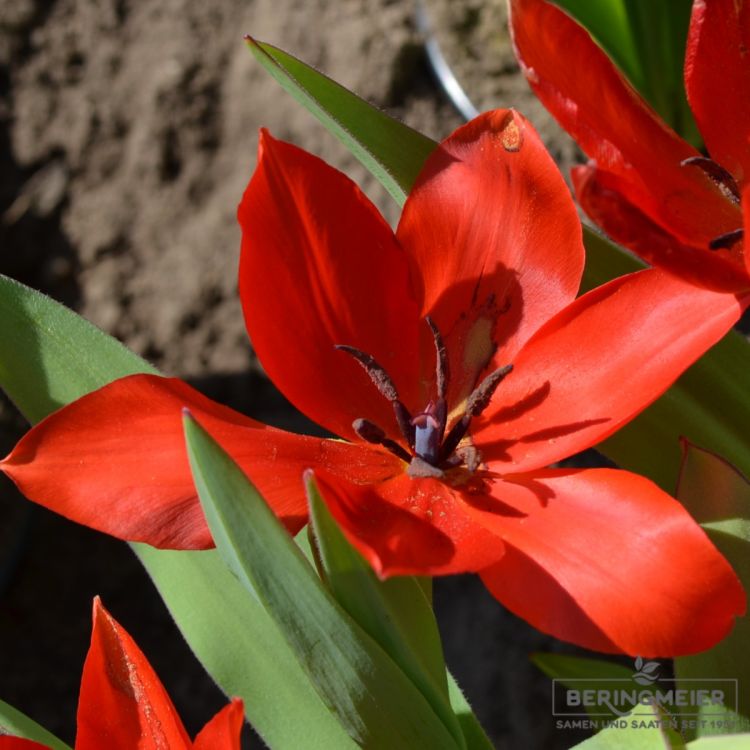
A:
509;0;750;293
1;599;243;749
1;110;745;655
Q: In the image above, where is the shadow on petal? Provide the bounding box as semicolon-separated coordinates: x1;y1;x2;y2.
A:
480;545;620;653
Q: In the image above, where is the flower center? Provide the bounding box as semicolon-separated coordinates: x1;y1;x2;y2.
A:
336;317;512;479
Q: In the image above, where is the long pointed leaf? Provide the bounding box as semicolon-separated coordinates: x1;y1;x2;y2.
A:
0;700;72;750
246;37;435;205
134;545;356;749
306;475;465;748
183;413;460;750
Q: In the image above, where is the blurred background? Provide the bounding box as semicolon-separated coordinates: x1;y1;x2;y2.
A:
0;0;585;746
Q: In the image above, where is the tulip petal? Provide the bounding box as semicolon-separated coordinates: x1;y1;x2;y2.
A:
313;470;505;577
76;598;191;750
685;0;750;184
573;164;749;292
509;0;740;248
396;109;584;408
1;374;402;549
238;130;422;442
474;268;744;472
476;468;745;655
193;699;244;750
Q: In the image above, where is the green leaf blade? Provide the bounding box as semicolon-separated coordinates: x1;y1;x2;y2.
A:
183;413;460;750
246;38;435;206
0;275;156;424
134;545;357;750
0;700;72;750
306;475;467;749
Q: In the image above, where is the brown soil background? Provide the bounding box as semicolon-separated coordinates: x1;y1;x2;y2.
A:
0;0;591;747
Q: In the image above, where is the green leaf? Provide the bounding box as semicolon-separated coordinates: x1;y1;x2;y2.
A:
533;653;634;683
134;545;356;749
245;37;435;206
688;736;750;749
600;327;750;491
0;275;156;424
622;0;700;145
0;699;72;749
183;413;460;750
446;673;496;750
306;475;466;748
674;443;750;737
556;0;700;145
555;0;642;92
532;653;659;725
570;703;676;749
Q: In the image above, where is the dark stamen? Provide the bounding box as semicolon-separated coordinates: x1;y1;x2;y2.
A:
439;364;513;460
426;316;449;400
393;401;416;449
336;344;415;446
709;228;744;250
353;418;411;462
335;345;399;401
338;327;513;475
466;364;514;417
682;156;740;204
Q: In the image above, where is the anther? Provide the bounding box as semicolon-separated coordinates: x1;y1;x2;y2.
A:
336;344;415;447
681;156;740;205
426;315;449;400
352;418;411;463
709;228;744;251
335;345;399;401
466;364;514;417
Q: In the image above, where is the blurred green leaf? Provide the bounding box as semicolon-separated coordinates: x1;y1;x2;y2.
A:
557;0;700;145
0;699;72;749
599;327;750;491
688;736;750;749
570;703;677;748
183;413;460;750
306;474;467;748
555;0;641;90
532;653;659;725
674;443;750;738
533;652;633;683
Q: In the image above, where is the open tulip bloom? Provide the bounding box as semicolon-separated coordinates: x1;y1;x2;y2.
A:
509;0;750;294
1;109;746;656
2;599;243;749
